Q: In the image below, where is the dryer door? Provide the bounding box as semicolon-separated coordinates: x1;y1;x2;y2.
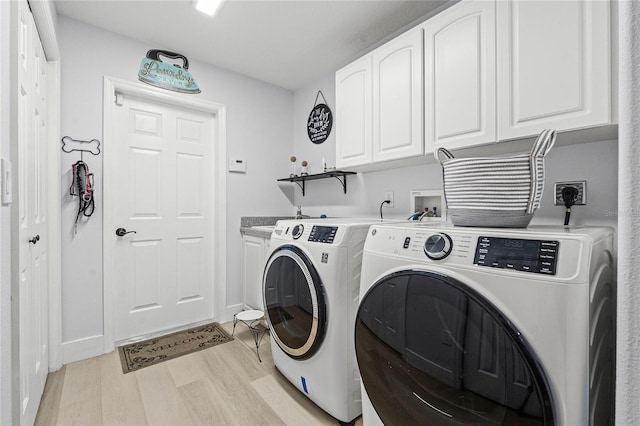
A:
355;270;554;425
263;245;327;359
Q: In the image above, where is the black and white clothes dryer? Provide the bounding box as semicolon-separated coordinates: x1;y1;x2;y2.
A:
355;223;615;426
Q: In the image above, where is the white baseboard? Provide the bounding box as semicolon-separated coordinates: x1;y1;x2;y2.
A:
61;335;105;364
61;307;245;364
223;303;244;323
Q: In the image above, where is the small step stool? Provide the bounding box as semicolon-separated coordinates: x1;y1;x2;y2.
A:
232;310;269;362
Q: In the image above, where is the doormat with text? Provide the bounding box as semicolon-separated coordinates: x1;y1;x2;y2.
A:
118;322;233;374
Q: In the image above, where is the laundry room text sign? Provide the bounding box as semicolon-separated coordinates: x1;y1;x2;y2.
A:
307;91;333;144
137;49;201;94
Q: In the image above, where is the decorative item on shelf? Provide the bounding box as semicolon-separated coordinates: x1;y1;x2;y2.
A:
300;160;309;176
290;155;297;177
307;91;333;144
138;49;201;94
320;157;336;172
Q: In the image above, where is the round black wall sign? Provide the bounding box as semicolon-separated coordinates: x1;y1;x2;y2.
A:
307;103;333;144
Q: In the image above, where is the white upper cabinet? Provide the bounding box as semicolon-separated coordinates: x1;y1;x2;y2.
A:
424;0;497;152
336;55;373;168
496;0;612;140
336;27;423;169
372;27;424;162
336;0;614;170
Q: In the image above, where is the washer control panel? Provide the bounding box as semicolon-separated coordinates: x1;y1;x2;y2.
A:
474;236;559;275
423;233;453;260
308;226;338;244
292;224;304;239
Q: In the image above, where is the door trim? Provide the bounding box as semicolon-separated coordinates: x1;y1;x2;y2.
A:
47;60;62;371
102;76;227;354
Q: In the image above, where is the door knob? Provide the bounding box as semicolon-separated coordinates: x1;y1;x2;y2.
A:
28;235;40;244
115;228;136;237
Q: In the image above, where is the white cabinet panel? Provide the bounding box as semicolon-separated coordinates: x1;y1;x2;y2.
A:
130;149;161;218
497;0;611;139
176;237;205;302
424;0;496;152
242;234;270;311
130;240;162;311
372;27;424;162
336;56;372;168
177;154;203;216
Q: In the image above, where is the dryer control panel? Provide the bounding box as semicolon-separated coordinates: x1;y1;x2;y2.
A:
474;236;559;275
308;226;338;244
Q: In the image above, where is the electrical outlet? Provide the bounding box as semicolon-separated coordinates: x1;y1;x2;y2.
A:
554;181;586;206
384;190;394;208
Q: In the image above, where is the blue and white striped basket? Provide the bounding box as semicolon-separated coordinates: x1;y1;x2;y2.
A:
436;129;556;228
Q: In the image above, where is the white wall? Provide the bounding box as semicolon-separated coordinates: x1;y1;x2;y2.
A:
292;73;619;229
616;0;640;422
0;2;13;424
58;16;293;357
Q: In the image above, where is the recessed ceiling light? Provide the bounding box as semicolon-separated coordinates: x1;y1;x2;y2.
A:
195;0;223;16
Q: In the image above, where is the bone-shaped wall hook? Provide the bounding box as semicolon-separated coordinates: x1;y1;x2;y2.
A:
61;136;101;155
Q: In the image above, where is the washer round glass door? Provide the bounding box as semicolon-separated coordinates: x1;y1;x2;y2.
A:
263;245;327;359
355;270;554;425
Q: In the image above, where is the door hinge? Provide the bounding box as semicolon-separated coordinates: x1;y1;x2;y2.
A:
115;93;124;106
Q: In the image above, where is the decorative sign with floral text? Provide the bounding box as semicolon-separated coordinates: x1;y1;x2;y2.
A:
307;91;333;144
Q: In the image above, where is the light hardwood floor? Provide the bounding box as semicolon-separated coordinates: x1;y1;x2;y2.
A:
35;322;362;426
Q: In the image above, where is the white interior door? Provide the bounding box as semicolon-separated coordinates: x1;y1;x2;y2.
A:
109;92;215;342
15;1;50;424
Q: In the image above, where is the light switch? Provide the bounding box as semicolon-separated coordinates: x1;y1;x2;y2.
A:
1;158;12;205
228;158;247;173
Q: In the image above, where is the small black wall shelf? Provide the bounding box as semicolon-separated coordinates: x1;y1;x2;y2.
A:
277;170;356;196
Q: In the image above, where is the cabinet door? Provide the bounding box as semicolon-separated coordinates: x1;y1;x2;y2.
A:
263;239;271;262
336;55;373;168
424;0;496;153
497;0;611;140
242;235;266;311
372;27;424;163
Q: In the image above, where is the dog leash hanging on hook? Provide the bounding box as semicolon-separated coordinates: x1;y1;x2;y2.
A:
69;160;95;233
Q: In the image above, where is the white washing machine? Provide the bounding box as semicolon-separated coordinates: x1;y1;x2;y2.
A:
355;223;615;426
263;218;394;424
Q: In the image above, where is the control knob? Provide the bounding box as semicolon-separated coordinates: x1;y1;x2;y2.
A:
424;233;453;260
292;224;304;240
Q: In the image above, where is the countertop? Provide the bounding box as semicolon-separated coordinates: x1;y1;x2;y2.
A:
240;216;292;238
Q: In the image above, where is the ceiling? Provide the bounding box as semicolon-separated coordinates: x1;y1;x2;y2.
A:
54;0;449;90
